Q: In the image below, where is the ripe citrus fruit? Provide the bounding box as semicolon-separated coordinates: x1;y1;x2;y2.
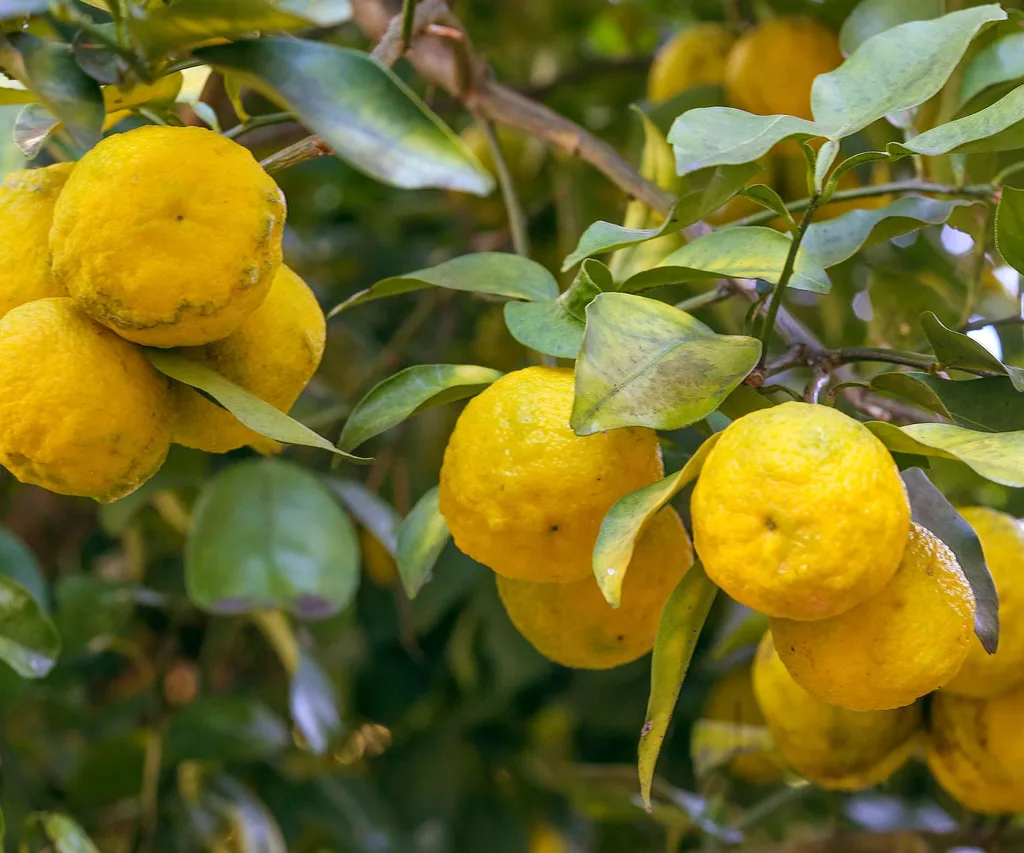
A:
753;632;920;791
439;366;664;583
691;402;910;621
696;663;786;784
0;298;170;501
928;684;1024;813
647;23;736;105
771;524;975;711
725;18;842;120
497;507;691;669
0;162;74;319
50;125;285;347
170;265;325;454
943;507;1024;698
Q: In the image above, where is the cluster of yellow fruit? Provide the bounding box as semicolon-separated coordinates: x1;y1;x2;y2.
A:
0;125;326;502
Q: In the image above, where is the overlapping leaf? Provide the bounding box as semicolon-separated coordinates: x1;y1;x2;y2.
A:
395;486;451;598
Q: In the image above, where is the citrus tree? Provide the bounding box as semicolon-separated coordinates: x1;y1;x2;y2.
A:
1;0;1024;851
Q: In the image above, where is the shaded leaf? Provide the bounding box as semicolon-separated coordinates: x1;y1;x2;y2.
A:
0;528;46;611
639;562;718;810
741;184;796;232
812;6;1007;138
901;467;998;653
396;486;451;599
338;364;503;452
0;33;103;149
922;311;1024;389
325;479;400;554
186;460;360;619
996;185;1024;275
707;604;770;662
331;252;558;315
290;652;342;755
0;575;59;678
146;350;367;462
197;39;492;194
623;227;830;294
675;162;762;226
592;435;720;607
839;0;943;58
874;372;1024;432
691;719;777;780
959;32;1024;109
206;776;287;853
13;102;58;158
166;696;289;763
669;109;820;176
572;294;760;435
803;196;978;268
25;814;98;853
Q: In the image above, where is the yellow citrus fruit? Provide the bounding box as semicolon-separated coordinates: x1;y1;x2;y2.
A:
50;125;285;347
460;123;545;185
725;18;842;120
928;684;1024;813
943;507;1024;698
647;23;736;105
170;265;325;454
439;366;664;583
771;523;975;711
0;298;170;501
360;528;399;588
529;823;569;853
0;163;74;319
497;507;691;669
691;402;910;621
753;632;920;791
697;664;786;784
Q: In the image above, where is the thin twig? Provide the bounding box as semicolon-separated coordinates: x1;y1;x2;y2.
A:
674;281;738;314
223;111;295;140
959;314;1024;332
371;0;444;67
400;0;418;50
476;117;530;256
261;136;333;173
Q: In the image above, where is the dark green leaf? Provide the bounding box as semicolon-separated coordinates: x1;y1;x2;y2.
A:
186;460;360;619
669;109;820;175
623;227;830;294
325;478;400;553
0;528;46;611
675;162;762;226
166;696;289;763
0;575;58;678
922;311;1024;388
54;576;133;653
959;32;1024;108
812;6;1006;138
875;372;1024;432
0;33;103;149
901;467;998;653
803;196;978;268
290;652;342;755
592;435;719;606
197;39;492;194
395;486;450;599
145;350;367;462
996;185;1024;275
639;562;717;810
338;364;503;452
330;252;558;315
839;0;943;58
571;294;761;435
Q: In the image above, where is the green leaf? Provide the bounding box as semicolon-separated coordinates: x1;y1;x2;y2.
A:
25;814;98;853
639;562;718;810
145;350;367;462
996;185;1024;275
675;161;762;225
186;460;360;619
690;718;776;780
0;33;103;150
330;252;558;315
890;84;1024;158
561;216;678;272
803;196;978;268
901;467;998;653
0;70;34;105
623;227;830;294
839;0;943;58
922;311;1024;389
0;528;46;611
0;575;58;678
395;486;451;599
338;364;503;452
592;435;720;607
812;5;1007;138
325;478;400;554
741;184;797;233
13;102;58;158
959;32;1024;109
290;652;341;755
504;259;610;358
197;39;492;195
166;696;289;763
669;109;820;176
571;294;761;435
874;372;1024;432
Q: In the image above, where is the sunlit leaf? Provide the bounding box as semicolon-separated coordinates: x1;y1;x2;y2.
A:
639;563;718;810
396;486;450;599
197;38;493;194
561;215;678;272
572;294;760;435
331;252;558;315
592;435;719;607
959;32;1024;109
186;460;360;619
24;814;98;853
0;575;59;678
741;184;796;232
839;0;943;58
996;185;1024;276
338;364;503;452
